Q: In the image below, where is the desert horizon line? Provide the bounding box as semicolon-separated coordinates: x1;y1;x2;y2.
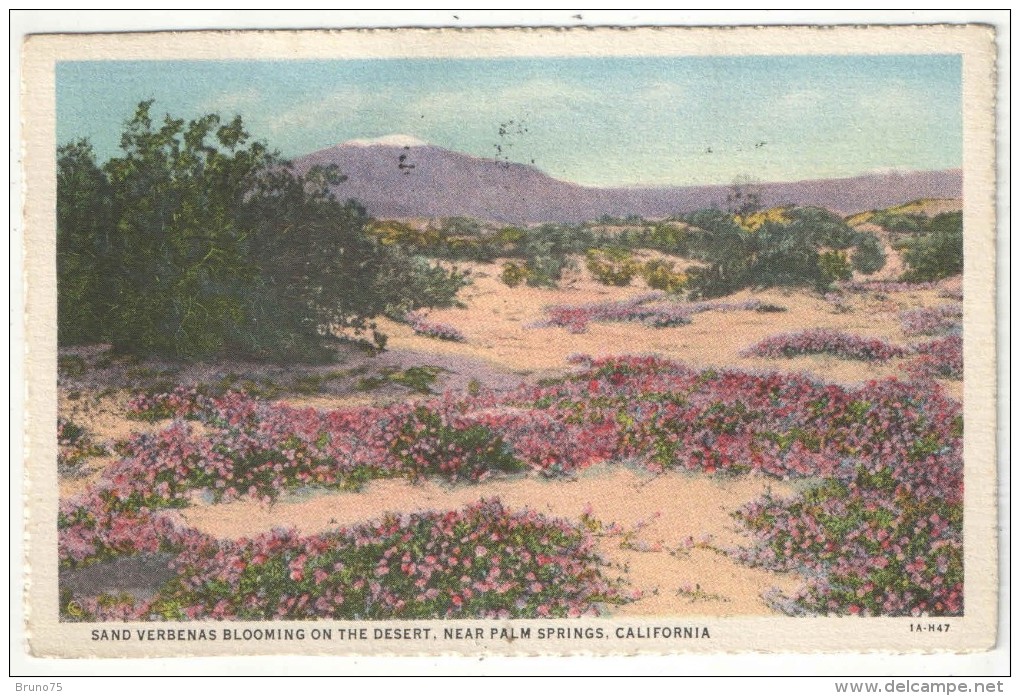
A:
307;133;963;192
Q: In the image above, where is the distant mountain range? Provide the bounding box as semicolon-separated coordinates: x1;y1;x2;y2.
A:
293;135;963;224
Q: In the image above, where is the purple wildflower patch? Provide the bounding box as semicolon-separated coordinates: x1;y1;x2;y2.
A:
741;329;909;362
406;312;466;342
536;294;763;333
62;355;963;618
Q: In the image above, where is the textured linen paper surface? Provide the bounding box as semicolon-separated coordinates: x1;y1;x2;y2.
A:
21;24;997;657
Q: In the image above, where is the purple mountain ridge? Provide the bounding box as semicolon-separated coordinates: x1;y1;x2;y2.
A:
293;136;962;224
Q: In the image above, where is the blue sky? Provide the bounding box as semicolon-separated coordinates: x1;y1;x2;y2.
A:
56;55;961;187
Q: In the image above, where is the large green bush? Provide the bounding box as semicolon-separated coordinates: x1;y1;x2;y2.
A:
870;211;926;234
683;207;884;298
851;234;887;275
56;141;116;347
900;212;963;282
375;251;469;320
57;102;464;361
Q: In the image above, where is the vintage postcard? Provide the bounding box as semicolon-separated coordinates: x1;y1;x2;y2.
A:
19;23;999;659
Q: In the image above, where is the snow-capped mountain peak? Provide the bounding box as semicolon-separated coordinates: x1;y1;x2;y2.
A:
341;134;430;148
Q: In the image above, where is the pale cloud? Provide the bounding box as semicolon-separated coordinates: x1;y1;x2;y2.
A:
266;88;373;135
493;78;600;105
776;89;825;113
409;78;601;126
197;87;264;115
633;81;687;104
855;83;925;119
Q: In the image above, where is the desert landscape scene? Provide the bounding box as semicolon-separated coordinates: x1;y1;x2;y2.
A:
53;54;966;622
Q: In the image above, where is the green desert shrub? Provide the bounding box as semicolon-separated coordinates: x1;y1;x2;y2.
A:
851;234;887;275
57;101;465;362
684;206;881;298
900;212;963;282
586;247;640;286
817;251;854;290
640;259;687;293
499;256;572;288
500;261;529;288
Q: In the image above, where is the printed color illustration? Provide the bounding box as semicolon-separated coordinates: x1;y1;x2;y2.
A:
22;25;997;656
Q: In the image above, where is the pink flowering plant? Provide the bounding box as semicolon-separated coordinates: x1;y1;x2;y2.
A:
58;417;107;468
58;485;210;568
62;353;963;618
390;407;525;481
524;356;963;616
64;499;631;621
406;311;466;342
126;386;215;422
904;334;963;381
115;399;400;508
837;280;939;294
742;329;909;362
899;305;962;336
536;294;764;333
822;292;854;314
742;328;962;382
733;475;962;617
